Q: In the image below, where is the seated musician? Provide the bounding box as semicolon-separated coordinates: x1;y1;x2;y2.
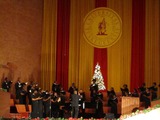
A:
121;84;130;96
139;83;146;93
107;87;116;97
148;82;158;100
132;88;139;97
107;93;118;118
140;88;151;108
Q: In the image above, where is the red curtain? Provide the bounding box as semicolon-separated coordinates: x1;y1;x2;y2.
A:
56;0;70;90
94;0;108;91
130;0;145;91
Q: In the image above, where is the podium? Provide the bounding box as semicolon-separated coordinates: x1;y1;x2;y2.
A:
0;89;10;117
121;97;140;115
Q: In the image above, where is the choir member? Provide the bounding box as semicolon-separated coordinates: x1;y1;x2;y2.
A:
51;92;61;118
79;89;86;115
107;87;116;97
52;80;60;94
43;90;51;118
15;77;22;99
2;77;12;92
31;89;43;118
95;92;103;118
19;83;27;104
90;79;98;98
68;83;77;95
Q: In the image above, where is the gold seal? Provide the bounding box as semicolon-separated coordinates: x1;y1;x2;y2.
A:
83;7;122;48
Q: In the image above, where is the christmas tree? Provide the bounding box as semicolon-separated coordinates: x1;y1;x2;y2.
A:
92;63;106;91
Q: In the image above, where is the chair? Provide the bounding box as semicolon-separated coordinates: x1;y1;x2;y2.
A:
15;104;30;118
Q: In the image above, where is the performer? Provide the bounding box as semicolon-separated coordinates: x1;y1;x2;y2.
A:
52;80;60;94
19;83;27;104
43;90;51;118
90;89;98;103
51;92;61;118
28;83;37;104
139;83;146;93
149;82;158;100
2;77;12;92
68;83;77;95
27;80;33;104
132;88;139;97
140;88;151;108
15;77;22;99
79;89;85;116
90;79;98;98
31;89;43;119
107;93;118;118
95;92;103;118
70;89;81;118
121;84;129;96
38;89;44;118
107;87;116;97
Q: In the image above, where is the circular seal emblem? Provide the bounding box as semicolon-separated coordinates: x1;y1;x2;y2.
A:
83;7;122;48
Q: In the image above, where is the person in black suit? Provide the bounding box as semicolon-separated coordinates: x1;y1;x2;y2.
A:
139;83;146;93
121;84;129;96
79;89;85;116
90;79;98;98
19;83;27;104
52;80;60;94
68;83;77;95
149;82;158;100
15;77;22;99
107;93;118;118
71;89;81;118
2;77;12;92
107;87;116;97
140;88;151;108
